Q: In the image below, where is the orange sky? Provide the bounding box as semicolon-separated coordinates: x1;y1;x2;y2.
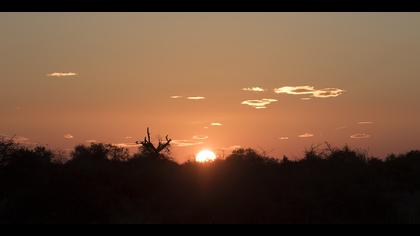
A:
1;13;419;162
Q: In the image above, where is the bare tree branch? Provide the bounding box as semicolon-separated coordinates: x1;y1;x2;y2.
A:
136;128;172;158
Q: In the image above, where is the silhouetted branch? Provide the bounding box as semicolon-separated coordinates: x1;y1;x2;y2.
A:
136;128;171;157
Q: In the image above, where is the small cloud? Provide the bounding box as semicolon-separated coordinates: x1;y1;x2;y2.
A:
86;140;98;144
113;143;140;148
336;126;347;130
241;98;278;109
63;134;74;139
172;140;204;147
203;126;209;129
279;137;289;140
228;145;242;150
274;86;345;98
221;145;242;151
312;88;345;98
357;121;375;125
298;133;314;138
47;72;78;78
350;133;371;139
300;98;312;101
192;135;209;140
211;122;223;126
171;96;206;101
0;134;32;144
15;136;30;144
187;96;206;100
124;136;133;139
15;136;29;142
274;86;316;95
242;87;265;92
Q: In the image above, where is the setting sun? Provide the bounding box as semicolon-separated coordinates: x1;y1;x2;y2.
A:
196;149;217;163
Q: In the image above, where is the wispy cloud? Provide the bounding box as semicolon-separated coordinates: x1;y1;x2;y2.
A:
357;121;375;125
203;126;209;129
170;96;206;100
172;140;204;147
228;145;242;150
113;143;140;148
336;126;347;130
300;98;312;101
242;87;265;92
298;133;314;138
187;96;206;100
241;98;278;109
211;122;223;126
63;134;74;139
15;136;30;143
86;140;98;144
0;134;33;145
274;86;345;98
221;145;242;151
124;136;133;139
350;133;371;139
312;88;345;98
274;86;315;95
279;137;289;140
192;135;209;140
47;72;78;78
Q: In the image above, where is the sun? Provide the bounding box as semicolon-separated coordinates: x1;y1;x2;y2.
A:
196;149;217;163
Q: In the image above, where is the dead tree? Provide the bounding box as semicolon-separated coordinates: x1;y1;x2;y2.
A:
136;128;172;157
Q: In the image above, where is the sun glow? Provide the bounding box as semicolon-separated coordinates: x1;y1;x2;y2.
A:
195;149;217;163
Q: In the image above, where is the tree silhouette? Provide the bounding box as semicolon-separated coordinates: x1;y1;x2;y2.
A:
71;143;130;162
136;128;172;158
1;136;420;224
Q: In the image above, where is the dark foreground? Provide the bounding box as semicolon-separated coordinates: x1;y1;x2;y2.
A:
1;139;420;224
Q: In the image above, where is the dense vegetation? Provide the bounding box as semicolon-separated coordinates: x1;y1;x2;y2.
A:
1;137;420;224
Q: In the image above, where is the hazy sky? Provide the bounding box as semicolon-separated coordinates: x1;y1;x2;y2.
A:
1;13;419;162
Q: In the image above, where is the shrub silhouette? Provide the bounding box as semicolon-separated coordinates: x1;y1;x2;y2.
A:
1;136;420;224
71;143;130;162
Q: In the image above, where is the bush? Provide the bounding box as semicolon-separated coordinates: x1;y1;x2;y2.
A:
1;138;420;224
